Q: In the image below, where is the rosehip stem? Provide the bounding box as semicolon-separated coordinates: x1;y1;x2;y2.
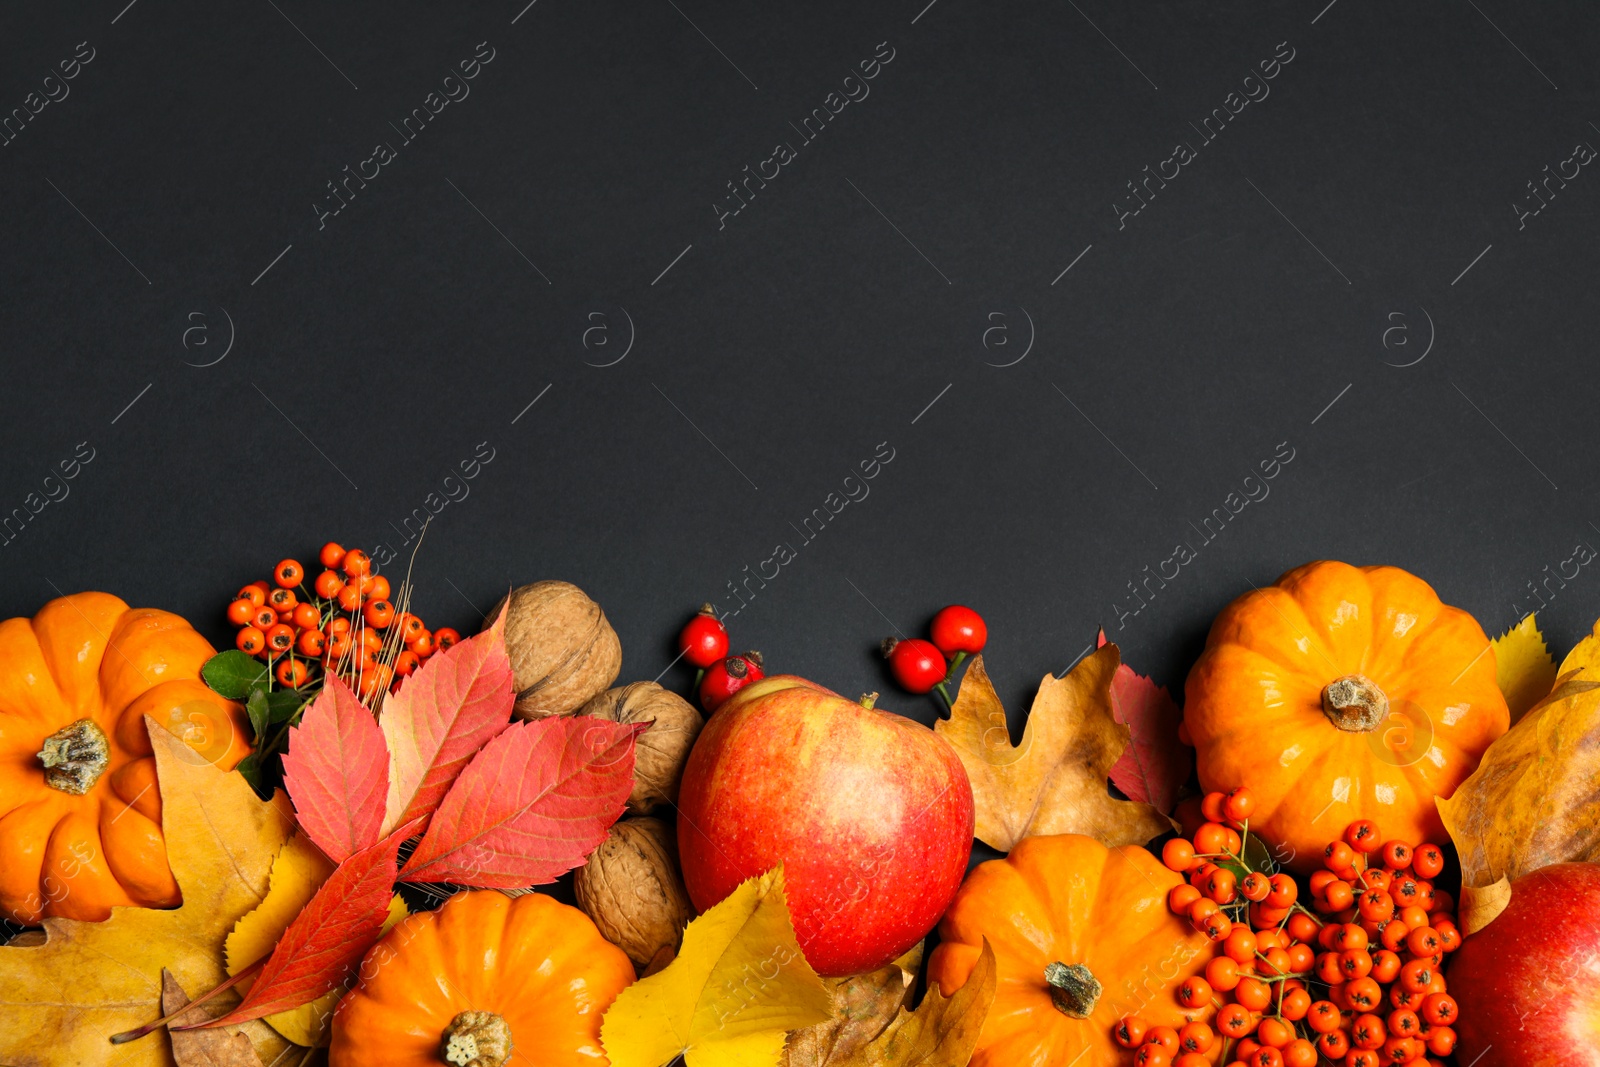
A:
933;681;954;713
944;650;968;682
693;668;704;693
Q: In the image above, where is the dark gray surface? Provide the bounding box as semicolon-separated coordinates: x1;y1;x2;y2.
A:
2;0;1596;734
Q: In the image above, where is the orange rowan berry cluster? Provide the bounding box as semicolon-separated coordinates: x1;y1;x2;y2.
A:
225;541;459;700
1114;789;1461;1067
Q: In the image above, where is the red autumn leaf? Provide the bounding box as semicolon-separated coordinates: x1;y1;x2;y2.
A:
191;827;409;1029
1097;629;1191;814
282;673;389;864
379;604;515;835
399;717;644;888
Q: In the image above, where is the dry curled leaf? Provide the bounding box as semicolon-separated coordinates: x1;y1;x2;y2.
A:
1492;613;1558;723
849;939;996;1067
780;943;922;1067
161;969;265;1067
601;866;833;1067
0;720;293;1067
1456;874;1512;935
934;649;1174;852
1438;616;1600;893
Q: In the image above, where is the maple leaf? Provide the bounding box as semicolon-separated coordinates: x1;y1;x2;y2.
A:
601;866;834;1067
197;828;408;1028
282;673;389;864
0;720;294;1067
780;943;922;1067
379;604;515;835
1438;615;1600;926
1097;629;1191;814
224;833;408;1046
161;970;265;1067
1491;612;1558;723
845;939;996;1067
934;649;1174;852
399;716;644;887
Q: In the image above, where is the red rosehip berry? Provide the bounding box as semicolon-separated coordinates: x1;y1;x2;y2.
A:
929;604;987;656
882;637;947;694
700;651;765;712
678;603;730;669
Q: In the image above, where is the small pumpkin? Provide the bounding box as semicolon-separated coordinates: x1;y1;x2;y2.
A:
0;592;250;924
926;834;1215;1067
1184;561;1509;869
331;890;634;1067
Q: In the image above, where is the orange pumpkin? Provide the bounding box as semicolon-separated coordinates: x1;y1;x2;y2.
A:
0;592;250;924
1184;561;1509;870
927;834;1216;1067
331;890;634;1067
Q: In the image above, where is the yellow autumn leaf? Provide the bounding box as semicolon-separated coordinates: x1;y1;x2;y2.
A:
1438;616;1600;897
601;866;833;1067
1492;613;1557;722
934;650;1174;852
0;719;295;1067
224;832;408;1046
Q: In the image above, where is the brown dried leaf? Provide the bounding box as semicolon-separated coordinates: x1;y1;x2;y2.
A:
1438;617;1600;891
849;939;995;1067
1456;875;1512;935
934;649;1174;852
161;970;266;1067
781;943;922;1067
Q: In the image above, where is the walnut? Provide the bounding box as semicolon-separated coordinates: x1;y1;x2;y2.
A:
573;817;694;969
484;581;621;720
579;682;703;815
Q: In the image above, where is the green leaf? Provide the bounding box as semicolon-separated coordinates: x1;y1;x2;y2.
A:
202;651;269;700
245;688;271;739
266;688;308;724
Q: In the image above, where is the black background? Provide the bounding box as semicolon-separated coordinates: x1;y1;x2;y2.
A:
2;0;1597;741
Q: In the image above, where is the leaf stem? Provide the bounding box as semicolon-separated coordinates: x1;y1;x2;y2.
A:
109;958;265;1044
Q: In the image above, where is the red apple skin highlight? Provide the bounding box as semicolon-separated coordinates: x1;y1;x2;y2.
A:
676;675;975;977
1450;862;1600;1067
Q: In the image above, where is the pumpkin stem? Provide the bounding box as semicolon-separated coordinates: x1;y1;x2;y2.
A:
38;719;110;795
1044;961;1102;1018
1321;675;1388;733
441;1011;512;1067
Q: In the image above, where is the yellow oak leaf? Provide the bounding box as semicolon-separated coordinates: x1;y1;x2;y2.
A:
781;942;923;1067
934;649;1174;852
1492;613;1557;722
0;719;295;1067
847;939;996;1067
601;866;833;1067
1438;615;1600;894
224;832;408;1046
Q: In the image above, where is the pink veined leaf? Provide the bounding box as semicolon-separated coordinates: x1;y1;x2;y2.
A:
282;673;389;864
189;826;410;1029
379;603;515;835
1098;629;1192;815
398;717;644;888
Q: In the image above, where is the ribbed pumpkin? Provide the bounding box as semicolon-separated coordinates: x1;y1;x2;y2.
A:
0;592;250;923
1184;561;1509;871
927;834;1216;1067
331;890;634;1067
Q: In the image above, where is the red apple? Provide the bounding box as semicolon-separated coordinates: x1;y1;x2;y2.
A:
676;675;974;976
1451;862;1600;1067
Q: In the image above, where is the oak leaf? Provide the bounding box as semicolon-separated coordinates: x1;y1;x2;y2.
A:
282;674;389;864
601;866;833;1067
781;943;923;1067
1492;613;1558;723
1438;616;1600;899
224;833;407;1046
0;720;294;1067
846;939;996;1067
934;648;1174;852
398;716;644;888
1097;630;1191;814
161;969;265;1067
379;605;515;835
199;828;408;1028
